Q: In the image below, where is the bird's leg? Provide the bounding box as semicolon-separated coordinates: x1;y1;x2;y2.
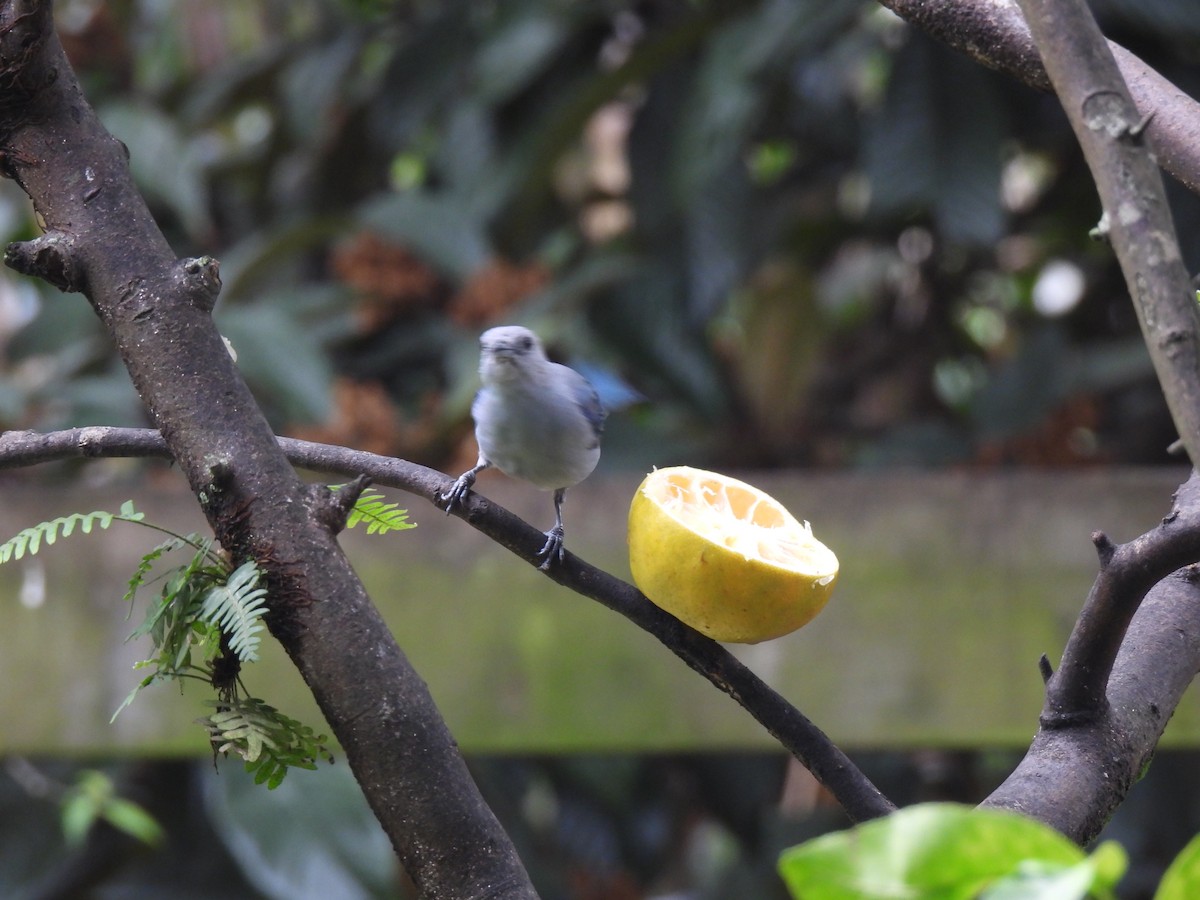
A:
441;459;491;514
537;488;567;571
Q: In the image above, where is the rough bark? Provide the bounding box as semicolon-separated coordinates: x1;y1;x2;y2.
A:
0;4;535;896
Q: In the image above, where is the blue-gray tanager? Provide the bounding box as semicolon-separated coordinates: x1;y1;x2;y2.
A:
442;325;606;570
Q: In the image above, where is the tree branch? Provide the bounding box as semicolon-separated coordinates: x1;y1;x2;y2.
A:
1043;473;1200;721
877;0;1200;197
942;0;1200;845
0;6;534;897
984;562;1200;843
1010;0;1200;468
0;425;895;823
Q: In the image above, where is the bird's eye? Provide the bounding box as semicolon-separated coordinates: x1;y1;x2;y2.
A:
518;335;534;352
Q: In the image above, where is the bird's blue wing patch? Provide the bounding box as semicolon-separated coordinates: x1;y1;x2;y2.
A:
572;361;644;413
570;374;607;439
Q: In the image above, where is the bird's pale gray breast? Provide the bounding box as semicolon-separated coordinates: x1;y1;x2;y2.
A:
473;385;601;490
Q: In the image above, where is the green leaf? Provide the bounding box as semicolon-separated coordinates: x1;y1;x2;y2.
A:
60;770;165;848
981;843;1125;900
115;538;233;720
202;759;396;899
475;12;566;103
359;190;490;280
198;698;334;790
123;532;205;610
98;99;212;240
197;561;269;663
62;770;114;846
109;673;157;723
1156;830;1200;899
777;803;1096;900
61;792;100;847
0;503;143;565
339;487;416;536
863;37;1005;245
101;797;165;847
129;542;214;645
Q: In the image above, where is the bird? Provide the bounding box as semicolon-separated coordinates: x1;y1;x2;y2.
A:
441;325;606;570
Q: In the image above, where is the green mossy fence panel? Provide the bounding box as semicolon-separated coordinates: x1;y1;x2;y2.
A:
0;469;1192;754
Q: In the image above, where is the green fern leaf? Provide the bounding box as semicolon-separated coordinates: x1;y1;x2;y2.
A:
343;488;416;535
198;561;268;663
117;500;144;522
128;542;213;644
248;756;288;789
201;703;273;761
123;533;206;609
198;697;333;789
0;502;144;565
109;673;158;723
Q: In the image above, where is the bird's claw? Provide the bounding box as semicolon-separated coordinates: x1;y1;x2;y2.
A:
440;472;476;515
537;525;565;571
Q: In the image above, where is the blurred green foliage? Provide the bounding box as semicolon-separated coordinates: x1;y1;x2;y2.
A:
0;0;1198;473
778;803;1128;899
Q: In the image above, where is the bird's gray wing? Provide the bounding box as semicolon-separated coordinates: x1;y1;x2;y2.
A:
567;369;606;442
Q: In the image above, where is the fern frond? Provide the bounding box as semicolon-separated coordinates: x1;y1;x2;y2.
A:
123;533;207;609
343;488;416;535
198;561;268;663
110;673;158;723
128;541;214;644
201;701;276;762
197;697;333;789
0;502;145;565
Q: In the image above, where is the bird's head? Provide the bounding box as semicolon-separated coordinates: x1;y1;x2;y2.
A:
478;325;546;384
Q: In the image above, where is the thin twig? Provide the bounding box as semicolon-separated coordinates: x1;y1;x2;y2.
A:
0;426;895;822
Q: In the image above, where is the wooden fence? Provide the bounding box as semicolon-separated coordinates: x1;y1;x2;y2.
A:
1;468;1194;754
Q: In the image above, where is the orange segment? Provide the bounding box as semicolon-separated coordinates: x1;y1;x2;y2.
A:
628;466;839;643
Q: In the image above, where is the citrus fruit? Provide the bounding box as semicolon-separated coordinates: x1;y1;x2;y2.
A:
627;466;838;643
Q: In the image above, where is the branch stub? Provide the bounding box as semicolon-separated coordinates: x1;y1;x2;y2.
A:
5;232;83;292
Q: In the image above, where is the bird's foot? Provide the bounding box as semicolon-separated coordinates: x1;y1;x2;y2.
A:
537;525;565;571
440;471;477;515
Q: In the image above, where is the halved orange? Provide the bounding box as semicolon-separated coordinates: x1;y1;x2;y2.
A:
628;466;838;643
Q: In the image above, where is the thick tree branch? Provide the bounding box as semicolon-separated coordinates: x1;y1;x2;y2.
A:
955;0;1200;845
1010;0;1200;469
0;426;896;824
984;563;1200;843
1044;473;1200;721
975;451;1200;845
877;0;1200;196
0;6;534;897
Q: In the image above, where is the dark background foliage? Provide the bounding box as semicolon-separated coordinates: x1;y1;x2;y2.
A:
4;0;1198;474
